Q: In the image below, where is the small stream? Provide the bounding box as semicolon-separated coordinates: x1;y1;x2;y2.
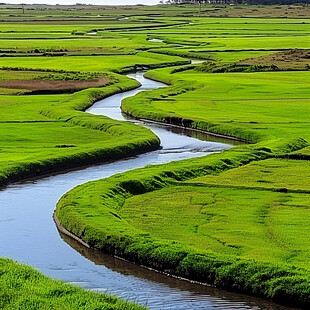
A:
147;38;164;43
0;72;295;310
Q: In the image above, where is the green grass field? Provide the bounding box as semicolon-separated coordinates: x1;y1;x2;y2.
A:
0;258;145;310
56;143;310;307
0;52;188;72
122;68;310;143
1;3;310;308
0;74;161;186
123;158;310;268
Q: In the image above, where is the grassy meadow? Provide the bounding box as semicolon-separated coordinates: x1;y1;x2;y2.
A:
0;53;189;72
56;141;310;307
123;68;310;142
0;75;162;187
0;3;310;308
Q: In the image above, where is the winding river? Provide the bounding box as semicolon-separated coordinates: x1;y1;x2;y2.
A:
0;72;295;310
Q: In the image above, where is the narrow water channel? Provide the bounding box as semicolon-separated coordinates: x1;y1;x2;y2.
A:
0;72;295;310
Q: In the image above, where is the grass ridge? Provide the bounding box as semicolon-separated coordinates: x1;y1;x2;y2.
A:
56;139;309;307
0;74;160;188
0;257;146;310
122;68;263;143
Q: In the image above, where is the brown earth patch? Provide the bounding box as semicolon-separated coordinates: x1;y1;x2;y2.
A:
204;5;310;19
241;49;310;70
0;76;110;92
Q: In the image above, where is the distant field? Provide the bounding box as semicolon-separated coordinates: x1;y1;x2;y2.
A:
241;49;310;70
0;16;308;57
0;35;155;54
123;69;310;142
0;52;188;72
0;4;309;19
0;70;111;94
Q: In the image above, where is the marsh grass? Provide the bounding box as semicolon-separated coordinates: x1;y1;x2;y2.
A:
0;258;146;310
123;68;310;144
56;143;310;307
0;74;160;187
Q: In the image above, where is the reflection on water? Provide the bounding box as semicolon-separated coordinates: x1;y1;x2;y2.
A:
191;59;205;64
59;230;297;310
147;38;164;43
138;121;242;146
0;72;294;309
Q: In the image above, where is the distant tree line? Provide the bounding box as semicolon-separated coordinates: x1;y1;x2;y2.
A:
167;0;309;4
248;0;309;4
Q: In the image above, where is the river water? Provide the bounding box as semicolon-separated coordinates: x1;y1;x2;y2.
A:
0;72;295;309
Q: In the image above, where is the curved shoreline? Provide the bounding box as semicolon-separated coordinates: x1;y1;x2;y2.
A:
1;116;242;190
54;180;309;310
132;72;252;143
0;140;159;190
2;68;308;308
122;70;262;144
53;211;216;287
0;106;242;190
53;212;90;249
0;75;160;189
126;114;251;143
55;71;310;308
0;64;250;190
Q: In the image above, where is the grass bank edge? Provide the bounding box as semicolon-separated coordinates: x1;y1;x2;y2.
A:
122;67;264;143
0;74;160;188
0;257;146;310
56;138;309;308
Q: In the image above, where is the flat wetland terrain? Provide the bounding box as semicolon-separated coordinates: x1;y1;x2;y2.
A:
0;3;309;309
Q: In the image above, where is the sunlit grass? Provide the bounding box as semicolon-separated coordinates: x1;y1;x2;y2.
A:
0;258;146;310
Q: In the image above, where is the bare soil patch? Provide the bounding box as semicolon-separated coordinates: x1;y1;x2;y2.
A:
205;5;310;18
241;49;310;70
0;76;110;92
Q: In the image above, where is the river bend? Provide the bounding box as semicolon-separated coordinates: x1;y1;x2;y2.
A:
0;72;293;310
